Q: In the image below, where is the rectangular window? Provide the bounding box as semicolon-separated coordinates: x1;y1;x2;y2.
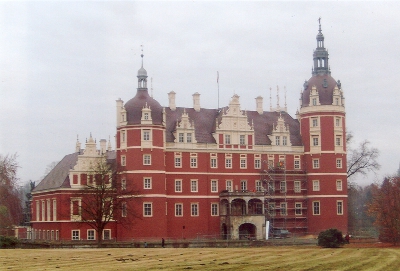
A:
312;98;317;106
190;157;197;168
103;229;111;240
187;133;192;143
175;180;182;192
268;203;276;216
121;179;126;190
313;159;320;169
225;158;232;168
36;201;40;221
336;117;340;127
144;177;152;189
294;181;301;193
143;154;151;165
240;158;247;169
313;201;320;215
337;201;343;215
336;137;341;146
226;180;232;192
312;118;318;127
72;230;80;240
240;135;245;145
336;158;342;168
87;229;95;240
41;200;45;221
210;158;217;168
313;180;320;191
280;202;287;216
175;203;183;217
275;136;280;145
56;230;59;241
255;180;262;192
121;130;126;142
143;203;152;217
143;130;150;141
51;230;54;240
211;203;219;216
295;202;302;215
280;181;286;193
225;134;231;144
122;202;127;217
121;155;126;166
191;180;198;192
144;112;149;120
191;203;199;216
336;180;343;191
71;199;81;217
240;180;247;191
294;160;300;169
175;157;181;167
312;136;319;146
282;136;287;146
254;159;261;169
211;180;218;193
178;133;184;143
52;199;57;221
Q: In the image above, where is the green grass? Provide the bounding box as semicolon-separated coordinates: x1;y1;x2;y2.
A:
1;247;400;271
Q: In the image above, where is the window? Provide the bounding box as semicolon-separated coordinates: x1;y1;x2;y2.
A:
144;112;149;120
336;180;343;191
225;158;232;168
312;136;319;146
121;130;126;142
143;154;151;165
71;199;81;217
121;155;126;166
72;230;80;240
211;180;218;193
254;159;261;169
211;203;219;216
36;201;40;221
211;158;217;168
175;204;183;216
295;203;302;215
191;180;198;192
175;157;181;167
240;158;247;169
240;180;247;191
336;117;340;127
52;199;57;221
336;158;342;168
190;157;197;168
280;202;287;216
294;181;301;193
280;181;286;193
282;136;287;146
312;118;318;127
191;203;199;216
226;180;232;192
143;130;150;141
268;203;276;216
312;98;317;106
187;133;192;143
275;136;280;145
175;180;182;192
337;201;343;215
41;200;45;221
178;133;184;143
225;134;231;144
51;230;54;240
144;177;152;189
313;180;320;191
294;159;300;169
103;229;111;240
240;135;245;145
121;179;126;190
88;229;95;240
335;98;339;105
143;203;152;217
122;202;127;217
313;201;320;215
313;159;319;169
256;180;262;192
336;137;341;146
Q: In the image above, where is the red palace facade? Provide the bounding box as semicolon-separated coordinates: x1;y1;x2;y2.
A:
31;23;348;242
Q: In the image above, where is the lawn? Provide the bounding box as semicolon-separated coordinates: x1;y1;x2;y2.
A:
1;245;400;271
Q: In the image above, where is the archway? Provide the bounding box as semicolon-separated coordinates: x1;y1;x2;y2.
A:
238;223;256;240
221;223;228;240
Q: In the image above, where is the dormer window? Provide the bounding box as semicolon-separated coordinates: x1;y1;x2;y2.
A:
225;135;231;144
187;133;192;143
240;135;245;145
275;136;280;146
144;112;149;120
312;98;317;106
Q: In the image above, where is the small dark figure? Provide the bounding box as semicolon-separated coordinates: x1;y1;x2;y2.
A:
162;238;165;248
144;242;147;248
345;234;350;244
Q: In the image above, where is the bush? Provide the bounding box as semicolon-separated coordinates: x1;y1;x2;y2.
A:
317;228;345;248
0;236;19;248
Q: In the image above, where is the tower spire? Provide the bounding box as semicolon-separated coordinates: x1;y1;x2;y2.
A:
137;45;148;89
312;17;330;76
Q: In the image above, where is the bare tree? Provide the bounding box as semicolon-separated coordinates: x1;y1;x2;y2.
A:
0;153;23;235
75;156;137;246
347;134;380;179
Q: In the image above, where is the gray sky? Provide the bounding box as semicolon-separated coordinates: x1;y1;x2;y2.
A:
1;1;399;186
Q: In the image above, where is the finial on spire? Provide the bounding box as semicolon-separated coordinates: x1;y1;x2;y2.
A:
140;44;144;67
318;17;321;30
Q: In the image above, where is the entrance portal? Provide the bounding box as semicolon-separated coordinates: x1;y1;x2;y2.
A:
238;223;256;240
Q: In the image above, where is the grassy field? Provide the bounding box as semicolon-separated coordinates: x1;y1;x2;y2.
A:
2;246;400;271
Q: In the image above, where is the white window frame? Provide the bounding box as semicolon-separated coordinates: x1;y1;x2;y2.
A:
72;230;80;240
282;136;287;146
143;202;152;217
143;154;151;165
190;157;197;168
255;180;262;192
225;158;232;169
211;203;219;216
240;158;247;169
294;159;300;169
295;202;302;215
191;180;198;192
187;133;192;143
178;133;184;143
121;155;126;166
240;180;247;191
312;136;319;146
226;180;233;192
336;180;343;191
280;181;286;193
275;136;280;145
52;199;57;221
225;134;231;144
294;181;301;193
191;203;199;216
336;158;342;168
87;229;96;240
143;130;150;141
103;229;111;240
312;117;318;127
175;179;182;192
175;203;183;217
337;200;343;215
313;201;320;215
143;177;152;189
254;159;261;169
313;180;320;191
239;135;246;145
122;202;127;217
313;159;319;169
280;202;287;216
211;180;218;193
121;179;126;190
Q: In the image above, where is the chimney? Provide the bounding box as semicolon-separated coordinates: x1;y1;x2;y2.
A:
256;96;263;114
168;91;176;111
100;139;107;154
116;98;124;126
193;92;200;112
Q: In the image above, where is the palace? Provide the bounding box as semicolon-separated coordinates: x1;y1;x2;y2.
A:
31;22;347;242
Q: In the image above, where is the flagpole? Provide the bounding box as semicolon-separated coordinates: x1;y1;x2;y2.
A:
217;71;220;109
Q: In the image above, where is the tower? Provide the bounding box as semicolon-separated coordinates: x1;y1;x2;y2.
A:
299;20;347;234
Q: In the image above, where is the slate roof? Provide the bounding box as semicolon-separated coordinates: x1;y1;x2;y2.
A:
125;89;163;125
302;74;339;106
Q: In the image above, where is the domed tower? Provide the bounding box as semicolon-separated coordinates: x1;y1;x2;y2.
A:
115;53;167;239
299;20;347;234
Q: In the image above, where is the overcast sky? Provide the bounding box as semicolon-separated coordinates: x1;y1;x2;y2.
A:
1;1;399;186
